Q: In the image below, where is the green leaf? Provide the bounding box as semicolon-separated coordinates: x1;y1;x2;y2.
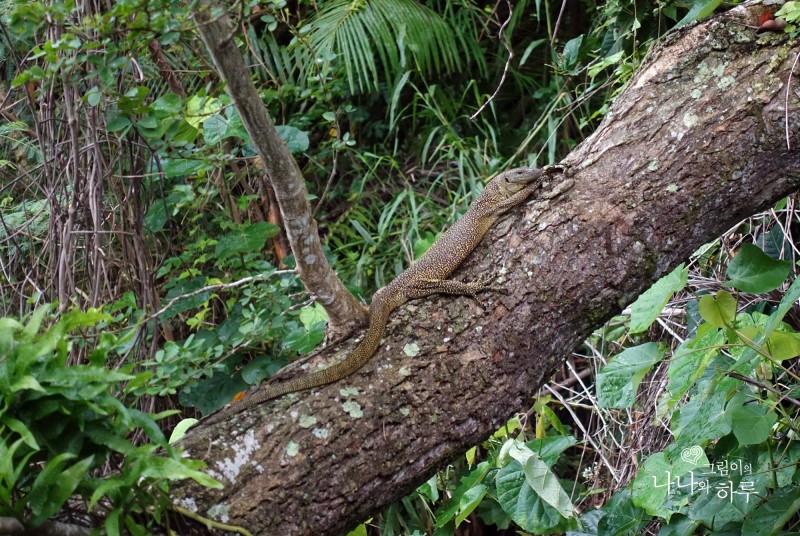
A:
88;476;126;510
505;441;574;519
162;158;208;178
214;222;280;259
597;343;664;408
30;455;94;526
698;290;736;328
630;452;673;517
10;375;44;393
731;404;777;445
185;95;221;128
455;484;487;527
85;86;101;107
346;524;368;536
675;0;724;28
23;304;51;340
435;461;490;528
299;302;328;329
151;93;183;114
724;244;791;294
629;264;688;333
139;457;222;489
168;419;198;444
275;125;310;154
496;460;577;533
562;35;583;67
106;112;132;133
596;490;647;534
2;416;39;449
765;330;800;361
283;322;325;354
741;484;800;536
203;115;229;144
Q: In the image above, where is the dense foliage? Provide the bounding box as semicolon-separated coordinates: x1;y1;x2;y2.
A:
2;0;800;534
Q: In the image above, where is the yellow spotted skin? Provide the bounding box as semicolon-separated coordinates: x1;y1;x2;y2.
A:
201;166;554;426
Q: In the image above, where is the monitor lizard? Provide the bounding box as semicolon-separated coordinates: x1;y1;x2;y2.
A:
199;164;570;427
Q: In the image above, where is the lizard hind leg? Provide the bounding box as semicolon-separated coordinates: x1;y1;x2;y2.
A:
404;277;493;300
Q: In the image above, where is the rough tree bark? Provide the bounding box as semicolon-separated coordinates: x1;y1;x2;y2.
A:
173;3;800;534
191;0;369;337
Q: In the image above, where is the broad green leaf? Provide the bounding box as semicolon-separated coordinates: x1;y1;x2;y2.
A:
283;322;325;354
731;404;776;445
215;222;280;259
629;264;688;333
151;93;182;114
659;324;724;417
504;440;575;517
724;244;791;294
595;490;647;534
698;290;736;328
202;115;228;144
299;302;328;329
630;452;672;518
675;0;723;28
518;452;574;518
766;330;800;361
144;201;167;232
741;484;800;536
162;158;208;178
733;272;800;372
185;95;221;128
455;484;487;527
85;86;101;107
346;524;368;536
106;112;131;133
562;35;583;67
275;125;310;154
671;388;733;450
434;461;490;528
496;460;577;533
597;343;664;408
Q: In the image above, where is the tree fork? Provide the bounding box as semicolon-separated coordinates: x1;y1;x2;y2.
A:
175;2;800;534
191;0;369;337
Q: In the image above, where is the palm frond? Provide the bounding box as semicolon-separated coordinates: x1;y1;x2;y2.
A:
304;0;465;94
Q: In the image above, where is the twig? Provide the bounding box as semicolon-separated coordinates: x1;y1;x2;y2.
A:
312;120;341;218
470;0;515;120
143;269;295;323
551;0;568;47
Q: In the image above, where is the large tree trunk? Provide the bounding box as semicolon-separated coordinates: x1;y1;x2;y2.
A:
172;3;800;534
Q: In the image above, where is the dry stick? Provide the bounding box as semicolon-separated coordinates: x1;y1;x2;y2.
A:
551;0;569;46
312;120;341;219
470;0;515;120
142;269;295;323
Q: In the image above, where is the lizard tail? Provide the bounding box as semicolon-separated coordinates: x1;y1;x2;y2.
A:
200;289;400;426
258;288;399;399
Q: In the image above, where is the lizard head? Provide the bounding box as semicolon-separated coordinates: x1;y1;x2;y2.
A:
486;167;544;198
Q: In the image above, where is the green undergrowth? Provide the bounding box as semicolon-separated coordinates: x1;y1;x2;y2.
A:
0;306;220;535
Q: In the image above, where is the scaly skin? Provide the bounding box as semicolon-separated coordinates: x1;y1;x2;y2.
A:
200;165;565;426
